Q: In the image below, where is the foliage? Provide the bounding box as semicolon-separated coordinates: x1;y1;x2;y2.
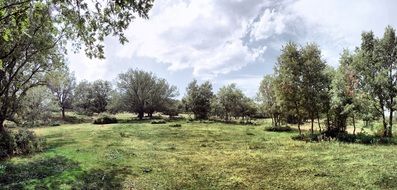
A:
74;80;112;114
0;129;44;159
169;124;182;128
93;114;117;125
18;86;59;127
46;67;76;119
257;74;281;126
117;69;178;120
265;125;292;132
151;120;166;124
184;80;214;120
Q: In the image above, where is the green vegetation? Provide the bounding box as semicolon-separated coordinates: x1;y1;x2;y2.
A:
1;120;397;189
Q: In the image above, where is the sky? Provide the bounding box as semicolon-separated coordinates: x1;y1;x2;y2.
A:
67;0;397;99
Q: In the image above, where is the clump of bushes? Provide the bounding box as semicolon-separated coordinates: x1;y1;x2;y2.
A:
169;124;182;128
93;114;118;125
265;125;292;132
0;129;45;159
291;131;397;145
151;120;166;124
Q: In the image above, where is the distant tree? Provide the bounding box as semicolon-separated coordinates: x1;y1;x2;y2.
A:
216;84;245;121
106;90;125;114
239;97;257;122
353;26;397;137
117;69;178;120
184;80;214;120
275;42;304;135
18;86;59;126
90;80;112;113
163;99;182;118
300;43;328;134
73;80;93;114
46;68;75;119
258;74;281;127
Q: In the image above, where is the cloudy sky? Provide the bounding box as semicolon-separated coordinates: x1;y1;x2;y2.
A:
68;0;397;98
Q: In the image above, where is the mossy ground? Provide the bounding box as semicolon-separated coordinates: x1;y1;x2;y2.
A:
1;117;396;189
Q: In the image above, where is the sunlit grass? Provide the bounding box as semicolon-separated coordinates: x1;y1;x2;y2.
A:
1;120;397;189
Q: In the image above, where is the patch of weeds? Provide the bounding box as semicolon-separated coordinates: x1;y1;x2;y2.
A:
151;120;166;124
169;124;182;128
265;125;292;132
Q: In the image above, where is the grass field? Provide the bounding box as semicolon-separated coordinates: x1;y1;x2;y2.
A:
1;119;397;189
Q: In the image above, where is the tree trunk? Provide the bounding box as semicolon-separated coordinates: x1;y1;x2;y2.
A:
138;112;144;120
295;102;301;135
389;108;393;137
0;118;5;133
317;112;322;133
271;116;274;127
61;107;66;120
311;117;314;134
352;114;356;135
382;111;387;137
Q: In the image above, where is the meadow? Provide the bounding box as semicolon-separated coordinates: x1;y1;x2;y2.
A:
1;115;397;190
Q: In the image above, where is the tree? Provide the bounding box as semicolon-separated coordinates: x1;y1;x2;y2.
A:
0;0;153;131
18;86;59;126
117;69;178;120
353;26;397;137
184;80;214;120
74;80;112;114
258;74;281;127
216;84;245;121
300;43;328;134
275;42;304;134
46;68;75;119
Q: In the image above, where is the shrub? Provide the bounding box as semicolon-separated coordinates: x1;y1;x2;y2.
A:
265;125;292;132
169;124;182;128
93;114;118;125
13;129;45;155
0;129;45;159
151;120;166;124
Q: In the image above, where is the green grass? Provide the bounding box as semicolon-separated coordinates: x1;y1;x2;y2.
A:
1;120;397;189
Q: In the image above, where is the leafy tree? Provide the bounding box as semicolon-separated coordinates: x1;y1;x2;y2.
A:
184;80;214;120
258;74;281;127
239;96;257;122
274;42;304;134
117;69;178;120
74;80;112;114
216;84;245;121
0;0;153;131
18;86;59;126
353;26;397;137
46;68;76;119
300;43;329;134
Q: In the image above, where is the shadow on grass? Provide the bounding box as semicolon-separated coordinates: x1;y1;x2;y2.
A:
0;156;80;189
0;156;131;189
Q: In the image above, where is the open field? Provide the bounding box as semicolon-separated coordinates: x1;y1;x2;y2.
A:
1;119;397;190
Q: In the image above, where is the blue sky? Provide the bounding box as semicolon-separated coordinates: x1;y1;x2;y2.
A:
67;0;397;98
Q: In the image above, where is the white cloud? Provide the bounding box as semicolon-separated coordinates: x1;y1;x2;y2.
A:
250;8;289;41
116;0;268;79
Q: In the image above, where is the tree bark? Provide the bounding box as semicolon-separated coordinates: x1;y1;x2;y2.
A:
0;118;5;133
295;102;301;135
317;112;322;133
352;114;356;135
61;107;66;120
389;108;393;137
138;111;144;120
311;117;314;134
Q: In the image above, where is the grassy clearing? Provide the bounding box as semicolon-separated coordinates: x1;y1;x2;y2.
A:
1;120;397;189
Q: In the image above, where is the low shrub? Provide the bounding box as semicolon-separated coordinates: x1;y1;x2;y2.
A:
93;114;118;125
265;125;292;132
151;120;166;124
169;124;182;128
0;129;45;159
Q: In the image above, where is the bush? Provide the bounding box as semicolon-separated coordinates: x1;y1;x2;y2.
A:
169;124;182;128
151;120;166;124
265;125;292;132
93;114;118;125
0;129;45;159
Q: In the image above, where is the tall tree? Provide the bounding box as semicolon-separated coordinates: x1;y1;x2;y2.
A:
46;68;75;119
275;42;304;134
258;74;281;127
301;43;328;134
216;84;245;121
353;26;397;137
117;69;177;120
184;80;214;120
